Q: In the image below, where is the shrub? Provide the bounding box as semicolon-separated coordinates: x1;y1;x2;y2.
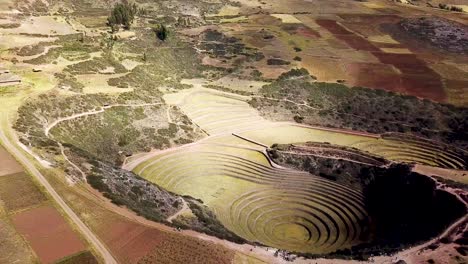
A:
153;24;168;41
107;1;138;32
450;6;463;12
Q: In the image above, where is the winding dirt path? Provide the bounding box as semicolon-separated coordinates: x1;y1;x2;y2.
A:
45;102;163;137
59;142;86;183
166;198;190;223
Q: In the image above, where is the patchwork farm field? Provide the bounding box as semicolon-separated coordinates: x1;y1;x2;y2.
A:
0;146;97;263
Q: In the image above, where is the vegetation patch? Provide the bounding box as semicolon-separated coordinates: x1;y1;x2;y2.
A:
251;68;468;149
86;158;183;222
399;17;468;54
173;199;246;244
55;251;98;264
197;29;264;64
51;105;203;164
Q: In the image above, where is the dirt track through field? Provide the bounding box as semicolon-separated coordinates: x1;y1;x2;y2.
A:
0;117;117;264
45;103;164;137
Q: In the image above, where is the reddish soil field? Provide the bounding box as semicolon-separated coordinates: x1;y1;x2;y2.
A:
95;215;235;264
338;14;401;25
295;25;320;38
138;234;235;264
316;19;380;51
400;75;444;100
372;53;434;74
0;146;23;176
12;205;86;264
373;42;404;49
372;52;445;101
100;218;166;263
316;19;351;35
346;62;403;92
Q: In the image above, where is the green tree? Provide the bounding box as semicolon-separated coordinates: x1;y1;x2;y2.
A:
107;1;137;32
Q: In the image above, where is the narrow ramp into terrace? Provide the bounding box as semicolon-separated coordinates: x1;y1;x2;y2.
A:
232;133;269;148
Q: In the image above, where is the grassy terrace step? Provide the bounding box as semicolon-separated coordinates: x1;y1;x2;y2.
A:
381;136;467;161
383;133;467;153
139;149;365;193
138;152;365;199
363;144;463;169
225;187;367;253
381;139;467;164
354;141;465;169
229;188;366;231
363;145;456;166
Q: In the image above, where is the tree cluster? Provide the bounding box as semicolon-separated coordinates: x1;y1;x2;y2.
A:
107;1;138;32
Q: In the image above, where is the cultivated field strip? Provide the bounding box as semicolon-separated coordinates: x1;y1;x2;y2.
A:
134;143;369;253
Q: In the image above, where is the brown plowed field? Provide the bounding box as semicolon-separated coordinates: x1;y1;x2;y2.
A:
73;185;238;264
0;172;47;212
316;19;352;35
345;62;402;92
101;218;165;263
12;205;86;264
400;75;444;100
137;234;236;264
0;146;23;176
94;214;236;264
295;25;320;38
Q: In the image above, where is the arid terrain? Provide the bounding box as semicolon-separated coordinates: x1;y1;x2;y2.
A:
0;0;467;263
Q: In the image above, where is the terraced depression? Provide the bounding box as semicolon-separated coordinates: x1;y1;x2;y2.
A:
130;141;369;253
127;83;467;254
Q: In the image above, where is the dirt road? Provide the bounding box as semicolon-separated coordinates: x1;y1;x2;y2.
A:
45;102;163;137
0;117;117;264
